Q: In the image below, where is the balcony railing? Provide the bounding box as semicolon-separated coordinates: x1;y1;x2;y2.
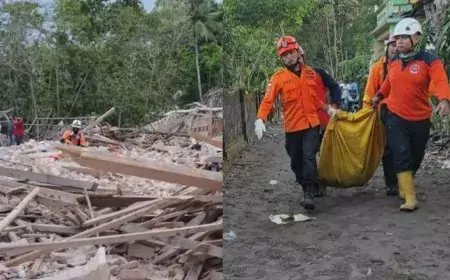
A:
375;0;413;30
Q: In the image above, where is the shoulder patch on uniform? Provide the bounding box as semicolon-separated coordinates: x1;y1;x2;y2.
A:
416;50;439;65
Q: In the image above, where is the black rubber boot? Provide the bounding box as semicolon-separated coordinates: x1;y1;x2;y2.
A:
300;185;316;210
314;183;326;197
386;185;398;196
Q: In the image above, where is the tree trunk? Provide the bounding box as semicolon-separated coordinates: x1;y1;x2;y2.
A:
194;39;202;101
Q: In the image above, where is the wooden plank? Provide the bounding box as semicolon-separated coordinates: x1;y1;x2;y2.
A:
77;194;222;208
0;187;40;232
1;223;222;255
80;151;222;190
0;166;96;191
8;231;20;242
32;223;81;235
75;208;90;223
170;237;222;258
77;195;158;208
140;210;189;228
55;145;222;191
86;134;123;147
0;179;79;203
185;262;203;280
28;235;55;278
82;200;155;227
83;107;116;133
0;185;26;195
5;199;171;265
153;212;207;264
120;225;221;257
3;225;27;233
109;260;140;276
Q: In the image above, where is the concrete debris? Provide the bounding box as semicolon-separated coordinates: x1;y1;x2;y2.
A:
0;106;223;280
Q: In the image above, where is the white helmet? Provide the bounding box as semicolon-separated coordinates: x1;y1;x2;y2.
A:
71;119;82;128
393;18;422;37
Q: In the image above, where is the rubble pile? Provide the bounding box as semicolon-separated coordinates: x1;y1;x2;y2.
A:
423;132;450;169
0;104;223;280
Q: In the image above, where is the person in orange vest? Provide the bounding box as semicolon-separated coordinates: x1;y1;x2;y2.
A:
299;46;342;197
60;120;87;147
363;34;399;196
373;18;450;211
363;34;398;109
254;35;337;210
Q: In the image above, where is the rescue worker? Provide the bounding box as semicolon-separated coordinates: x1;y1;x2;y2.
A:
363;34;399;196
372;18;450;211
363;34;397;108
299;46;342;197
60;120;87;147
254;35;337;210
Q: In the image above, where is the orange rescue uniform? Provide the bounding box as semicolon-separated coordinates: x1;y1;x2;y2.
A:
364;56;438;109
363;57;387;109
379;51;450;121
61;130;87;147
257;65;328;133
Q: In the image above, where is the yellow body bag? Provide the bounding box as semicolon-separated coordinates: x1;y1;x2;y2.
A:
318;107;386;188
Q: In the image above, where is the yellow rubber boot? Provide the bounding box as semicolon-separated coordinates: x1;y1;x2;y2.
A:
399;186;405;200
397;171;418;211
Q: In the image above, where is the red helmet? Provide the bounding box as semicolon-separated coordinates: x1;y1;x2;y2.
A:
277;36;300;56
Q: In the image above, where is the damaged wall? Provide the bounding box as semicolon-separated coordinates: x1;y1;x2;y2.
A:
223;89;257;161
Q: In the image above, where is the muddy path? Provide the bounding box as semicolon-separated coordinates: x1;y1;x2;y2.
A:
224;126;450;280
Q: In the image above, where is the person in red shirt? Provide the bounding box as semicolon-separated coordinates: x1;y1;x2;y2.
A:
254;35;337;210
373;18;450;212
13;117;24;145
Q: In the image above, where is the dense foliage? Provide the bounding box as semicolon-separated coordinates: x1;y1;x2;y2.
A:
0;0;223;128
224;0;383;93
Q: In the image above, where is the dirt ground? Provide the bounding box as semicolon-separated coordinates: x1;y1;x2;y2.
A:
224;126;450;280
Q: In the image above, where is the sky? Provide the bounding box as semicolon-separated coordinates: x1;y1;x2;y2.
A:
142;0;155;12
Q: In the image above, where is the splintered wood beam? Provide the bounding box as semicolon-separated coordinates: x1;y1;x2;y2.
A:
5;198;175;266
0;187;40;232
0;166;97;191
0;222;222;256
55;145;222;191
82;107;116;133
